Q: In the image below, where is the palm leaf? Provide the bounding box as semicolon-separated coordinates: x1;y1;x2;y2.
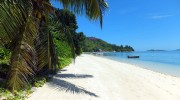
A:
57;0;108;27
49;9;76;59
63;26;76;59
35;20;58;74
0;0;108;91
0;0;38;91
8;14;38;92
48;31;59;72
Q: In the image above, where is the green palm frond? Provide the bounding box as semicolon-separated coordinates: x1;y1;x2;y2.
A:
49;9;77;59
0;0;108;91
35;21;58;74
8;13;38;91
30;0;55;23
63;26;76;59
48;31;59;72
0;1;23;45
0;1;38;91
8;41;37;91
35;22;49;71
57;0;108;27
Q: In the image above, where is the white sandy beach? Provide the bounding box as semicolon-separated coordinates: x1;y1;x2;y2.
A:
28;54;180;100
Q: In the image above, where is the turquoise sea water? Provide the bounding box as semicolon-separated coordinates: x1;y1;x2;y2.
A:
101;51;180;77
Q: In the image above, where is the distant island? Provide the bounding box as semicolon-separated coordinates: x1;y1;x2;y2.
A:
147;49;166;51
176;49;180;51
82;37;134;52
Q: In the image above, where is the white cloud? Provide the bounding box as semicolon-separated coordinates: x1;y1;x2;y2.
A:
148;15;173;19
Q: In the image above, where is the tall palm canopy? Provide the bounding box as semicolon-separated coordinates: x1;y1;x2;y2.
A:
0;0;108;91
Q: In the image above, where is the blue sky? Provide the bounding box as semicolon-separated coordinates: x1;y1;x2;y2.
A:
52;0;180;51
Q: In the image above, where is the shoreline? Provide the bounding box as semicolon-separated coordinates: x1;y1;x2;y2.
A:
94;53;180;78
28;54;180;100
92;54;180;82
96;54;180;78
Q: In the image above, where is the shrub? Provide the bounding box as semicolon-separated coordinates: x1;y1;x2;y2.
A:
33;77;46;87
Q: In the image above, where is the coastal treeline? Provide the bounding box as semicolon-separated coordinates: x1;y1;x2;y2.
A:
0;0;108;98
82;37;134;52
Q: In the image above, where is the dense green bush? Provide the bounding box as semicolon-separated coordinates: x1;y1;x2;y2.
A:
34;77;47;87
59;57;72;69
0;87;31;100
53;37;72;69
0;47;10;63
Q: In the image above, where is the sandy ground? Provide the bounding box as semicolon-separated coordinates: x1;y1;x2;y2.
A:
28;54;180;100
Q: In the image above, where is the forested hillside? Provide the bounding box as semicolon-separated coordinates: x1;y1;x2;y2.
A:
82;37;134;52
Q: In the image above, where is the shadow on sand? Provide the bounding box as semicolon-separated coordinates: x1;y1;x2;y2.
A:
48;73;98;97
60;69;67;72
55;74;93;79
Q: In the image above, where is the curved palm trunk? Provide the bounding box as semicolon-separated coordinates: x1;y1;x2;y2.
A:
8;14;38;91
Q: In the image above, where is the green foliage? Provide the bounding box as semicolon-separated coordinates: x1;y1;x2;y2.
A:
54;9;78;31
51;9;85;56
0;47;10;60
53;38;72;69
0;0;108;92
33;77;46;87
73;32;86;55
0;0;39;91
59;58;72;69
50;9;86;69
0;87;32;100
82;37;134;52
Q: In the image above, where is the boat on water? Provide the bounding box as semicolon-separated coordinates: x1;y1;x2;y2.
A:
127;56;140;58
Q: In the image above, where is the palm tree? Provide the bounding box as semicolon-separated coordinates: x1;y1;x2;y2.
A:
0;0;108;91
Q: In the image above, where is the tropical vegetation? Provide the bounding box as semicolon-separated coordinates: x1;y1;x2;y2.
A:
0;0;108;95
82;37;134;52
